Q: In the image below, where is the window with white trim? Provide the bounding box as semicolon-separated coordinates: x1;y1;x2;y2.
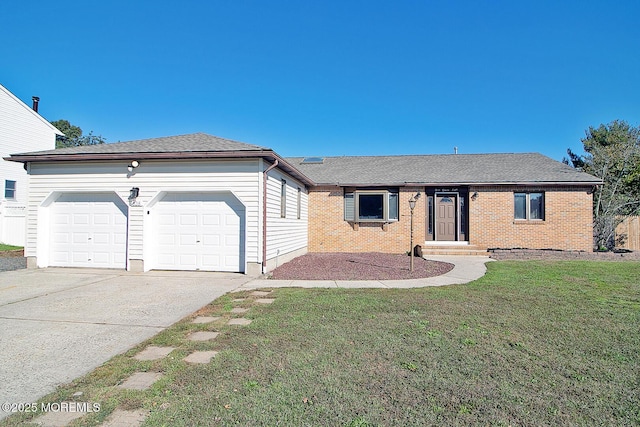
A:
4;180;16;200
514;192;544;220
344;190;399;222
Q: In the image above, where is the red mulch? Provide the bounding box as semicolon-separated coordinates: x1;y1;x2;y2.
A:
269;252;454;281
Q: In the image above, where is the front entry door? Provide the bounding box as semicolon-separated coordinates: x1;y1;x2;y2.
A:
436;194;457;241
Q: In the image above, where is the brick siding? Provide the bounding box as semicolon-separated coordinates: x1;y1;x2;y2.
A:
309;185;594;253
309;186;424;253
468;186;594;251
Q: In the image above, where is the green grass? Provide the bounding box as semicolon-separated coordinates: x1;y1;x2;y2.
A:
0;244;22;252
2;261;639;426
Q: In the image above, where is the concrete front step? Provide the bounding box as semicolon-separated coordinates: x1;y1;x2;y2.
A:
420;244;488;256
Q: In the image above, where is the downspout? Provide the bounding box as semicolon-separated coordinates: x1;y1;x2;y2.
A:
262;158;279;273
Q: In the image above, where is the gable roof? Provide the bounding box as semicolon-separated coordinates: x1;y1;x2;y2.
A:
6;132;315;186
12;132;266;156
0;84;64;136
287;153;601;186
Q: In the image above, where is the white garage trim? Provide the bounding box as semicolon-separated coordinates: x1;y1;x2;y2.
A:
44;192;128;269
146;191;246;272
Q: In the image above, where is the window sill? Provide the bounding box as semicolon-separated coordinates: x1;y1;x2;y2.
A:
513;219;545;225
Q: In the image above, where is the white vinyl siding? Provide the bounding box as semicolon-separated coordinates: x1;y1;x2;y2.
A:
0;85;59;245
26;160;262;270
264;167;308;263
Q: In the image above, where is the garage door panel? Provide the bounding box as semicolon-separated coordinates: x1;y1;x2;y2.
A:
92;233;111;245
72;232;90;244
152;192;244;272
202;214;220;226
114;233;127;245
50;193;127;269
179;234;198;245
93;213;111;225
71;252;89;263
180;214;197;226
73;214;90;225
158;214;175;225
225;214;240;226
52;232;70;244
179;254;197;267
202;235;220;246
201;254;221;268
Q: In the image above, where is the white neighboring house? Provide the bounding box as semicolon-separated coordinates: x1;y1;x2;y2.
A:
6;133;312;274
0;84;62;246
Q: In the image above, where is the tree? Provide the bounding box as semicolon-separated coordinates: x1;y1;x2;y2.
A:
565;120;640;250
50;119;106;148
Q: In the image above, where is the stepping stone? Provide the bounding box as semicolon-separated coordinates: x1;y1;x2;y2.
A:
233;298;246;302
251;290;271;296
118;372;162;390
101;408;149;427
192;316;220;324
32;403;88;426
188;331;219;341
228;318;252;326
134;346;174;361
230;307;249;314
255;298;275;304
184;350;219;364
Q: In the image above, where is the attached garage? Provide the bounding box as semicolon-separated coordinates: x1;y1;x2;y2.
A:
9;133;313;274
149;192;245;272
49;192;128;268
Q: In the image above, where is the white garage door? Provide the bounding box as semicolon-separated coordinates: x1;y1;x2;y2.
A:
50;193;128;268
153;192;245;272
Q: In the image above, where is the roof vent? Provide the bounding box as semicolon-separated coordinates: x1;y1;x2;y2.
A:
301;157;324;164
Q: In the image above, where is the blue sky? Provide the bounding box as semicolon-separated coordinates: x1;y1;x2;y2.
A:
2;1;639;160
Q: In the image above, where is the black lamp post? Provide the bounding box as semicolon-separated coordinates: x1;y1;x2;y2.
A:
409;193;420;272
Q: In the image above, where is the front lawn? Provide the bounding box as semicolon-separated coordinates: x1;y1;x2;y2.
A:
3;261;639;426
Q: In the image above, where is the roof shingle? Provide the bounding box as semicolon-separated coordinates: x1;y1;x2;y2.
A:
15;132;268;156
286;153;601;185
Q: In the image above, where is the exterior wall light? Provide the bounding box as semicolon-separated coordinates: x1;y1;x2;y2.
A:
127;160;140;172
128;187;140;206
471;191;479;200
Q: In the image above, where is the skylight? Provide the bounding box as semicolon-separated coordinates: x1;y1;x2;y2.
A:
301;157;324;164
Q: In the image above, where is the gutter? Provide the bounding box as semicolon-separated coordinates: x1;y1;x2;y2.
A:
313;181;603;187
262;158;279;273
6;150;315;188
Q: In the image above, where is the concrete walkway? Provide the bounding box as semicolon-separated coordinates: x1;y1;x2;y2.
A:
238;255;493;290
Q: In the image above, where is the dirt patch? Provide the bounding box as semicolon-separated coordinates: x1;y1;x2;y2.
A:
0;249;24;257
489;248;640;261
269;252;454;280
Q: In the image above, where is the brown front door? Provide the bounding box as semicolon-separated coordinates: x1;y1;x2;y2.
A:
436;194;456;241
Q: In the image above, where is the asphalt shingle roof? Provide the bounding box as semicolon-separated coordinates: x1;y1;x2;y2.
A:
16;132;268;156
286;153;601;185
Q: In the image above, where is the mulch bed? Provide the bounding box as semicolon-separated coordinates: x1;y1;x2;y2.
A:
269;252;454;280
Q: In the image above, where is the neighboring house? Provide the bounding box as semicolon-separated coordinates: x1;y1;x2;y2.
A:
0;84;62;246
6;133;312;274
6;133;602;274
287;153;602;254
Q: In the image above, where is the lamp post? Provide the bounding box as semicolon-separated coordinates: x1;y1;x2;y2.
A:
409;193;420;272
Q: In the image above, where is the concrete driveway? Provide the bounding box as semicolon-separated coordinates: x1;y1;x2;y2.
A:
0;268;251;418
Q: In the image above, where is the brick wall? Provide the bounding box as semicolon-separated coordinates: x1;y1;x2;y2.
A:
468;186;594;251
309;186;424;253
309;185;594;253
